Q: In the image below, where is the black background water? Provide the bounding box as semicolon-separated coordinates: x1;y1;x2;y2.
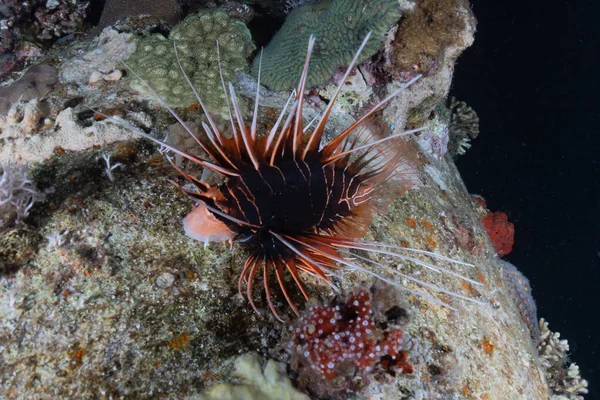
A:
452;0;598;397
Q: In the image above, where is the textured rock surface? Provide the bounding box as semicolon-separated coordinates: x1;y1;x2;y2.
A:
0;1;574;399
60;28;136;84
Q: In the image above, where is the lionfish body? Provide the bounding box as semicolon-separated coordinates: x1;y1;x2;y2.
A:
111;33;483;320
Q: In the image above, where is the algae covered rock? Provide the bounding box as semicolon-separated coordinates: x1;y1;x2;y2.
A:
126;11;255;114
254;0;403;90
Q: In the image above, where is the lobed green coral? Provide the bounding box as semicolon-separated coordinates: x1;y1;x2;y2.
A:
253;0;401;91
125;11;255;115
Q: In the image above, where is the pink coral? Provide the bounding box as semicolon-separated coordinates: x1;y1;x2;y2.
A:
291;289;412;380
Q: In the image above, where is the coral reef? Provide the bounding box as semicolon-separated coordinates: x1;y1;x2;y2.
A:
499;260;539;340
447;97;479;157
391;0;471;77
125;11;255;113
60;27;136;83
0;0;571;398
253;0;403;90
199;353;310;400
0;0;87;55
0;63;58;114
538;319;589;399
0;163;45;227
473;195;515;257
97;0;182;29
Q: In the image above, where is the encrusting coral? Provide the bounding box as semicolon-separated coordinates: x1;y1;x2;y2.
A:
253;0;403;90
125;11;255;114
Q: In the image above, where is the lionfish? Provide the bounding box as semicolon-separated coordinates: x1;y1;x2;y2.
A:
101;32;483;321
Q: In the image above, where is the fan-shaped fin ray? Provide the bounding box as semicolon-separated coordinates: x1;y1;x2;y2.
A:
251;48;263;141
293;35;316;157
303;31;373;158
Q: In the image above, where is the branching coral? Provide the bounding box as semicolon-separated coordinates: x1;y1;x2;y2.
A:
254;0;402;90
125;11;255;114
0;163;45;227
447;97;479;157
538;319;589;399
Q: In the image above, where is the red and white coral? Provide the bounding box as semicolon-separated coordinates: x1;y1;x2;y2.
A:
290;289;412;380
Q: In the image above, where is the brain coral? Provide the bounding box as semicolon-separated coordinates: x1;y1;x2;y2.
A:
253;0;402;90
125;11;255;114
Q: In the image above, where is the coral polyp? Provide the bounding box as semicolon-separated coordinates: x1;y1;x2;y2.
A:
105;33;484;319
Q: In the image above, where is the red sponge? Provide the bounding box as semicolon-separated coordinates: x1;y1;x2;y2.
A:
472;195;515;257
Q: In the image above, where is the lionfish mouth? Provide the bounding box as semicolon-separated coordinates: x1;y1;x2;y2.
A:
99;32;484;321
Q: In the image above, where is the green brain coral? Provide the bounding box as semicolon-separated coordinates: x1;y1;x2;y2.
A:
126;11;255;114
253;0;402;91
